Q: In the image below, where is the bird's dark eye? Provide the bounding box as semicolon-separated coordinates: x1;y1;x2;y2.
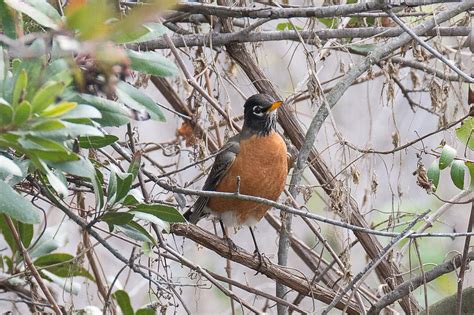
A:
252;105;264;116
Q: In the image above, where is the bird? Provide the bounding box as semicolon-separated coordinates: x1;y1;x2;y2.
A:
184;93;291;262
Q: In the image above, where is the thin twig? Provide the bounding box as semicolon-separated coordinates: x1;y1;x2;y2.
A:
368;251;474;314
322;210;429;314
455;201;474;315
385;10;474;83
3;215;62;315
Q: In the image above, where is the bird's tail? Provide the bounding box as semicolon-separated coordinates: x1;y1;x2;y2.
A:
183;196;208;224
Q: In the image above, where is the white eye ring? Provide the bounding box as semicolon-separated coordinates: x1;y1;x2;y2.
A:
253;106;264;117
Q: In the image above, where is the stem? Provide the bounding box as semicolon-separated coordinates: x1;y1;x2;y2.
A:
455;201;474;315
3;215;62;314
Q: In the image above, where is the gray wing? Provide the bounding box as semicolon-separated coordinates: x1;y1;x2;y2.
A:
184;135;240;224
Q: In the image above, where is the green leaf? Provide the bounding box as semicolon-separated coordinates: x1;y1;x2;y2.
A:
124;23;166;44
115;172;133;204
466;162;474;191
22;121;103;141
34;253;94;280
13;100;32;125
127;220;156;245
76;94;130;126
0;1;17;39
31;119;65;131
427;160;440;190
60;104;102;120
107;170;118;204
0;158;28;185
0;216;16;253
18;136;79;162
31;81;65;113
116;81;165;122
136;309;156;315
455;117;474;151
132;204;185;223
4;0;59;29
275;22;302;31
18;222;33;247
112;25;150;44
113;290;134;315
128;153;141;181
0;180;41;223
450;160;465;190
48;157;94;178
123;189;143;206
350;44;376;54
0;155;22;177
319;17;338;29
127;49;178;77
12;69;27;107
100;212;134;226
40;101;77;117
78;135;118;149
439;145;457;170
0;100;13;125
46;170;68;197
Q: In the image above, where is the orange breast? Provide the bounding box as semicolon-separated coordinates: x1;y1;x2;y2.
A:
207;132;288;226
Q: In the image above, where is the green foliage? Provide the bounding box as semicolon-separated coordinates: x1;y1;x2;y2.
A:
455;117;474;150
275;22;302;31
427;159;440;190
34;253;94;280
127;50;179;77
0;0;185;301
113;290;134;315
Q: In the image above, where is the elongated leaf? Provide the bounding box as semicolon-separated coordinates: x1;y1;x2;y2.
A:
126;220;156;245
41;101;77;117
31;119;65;131
0;102;13;125
455;117;474;151
21;121;103;141
113;290;134;315
42;270;81;294
46;170;68;197
18;221;33;247
76;94;130;126
115;172;133;204
136;309;155;315
127;49;178;77
128;153;141;181
4;0;59;29
116;81;165;122
0;1;17;39
439;145;457;170
350;44;376;54
0;180;41;223
0;155;22;177
123;23;166;44
466;161;474;191
13;100;32;125
450;160;465;190
78;135;118;149
101;212;134;226
31;81;65;113
61;104;102;120
132;204;185;223
34;253;94;280
12;69;27;107
427;159;440;190
18;136;79;162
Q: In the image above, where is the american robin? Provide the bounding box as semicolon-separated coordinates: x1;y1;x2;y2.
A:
184;93;290;257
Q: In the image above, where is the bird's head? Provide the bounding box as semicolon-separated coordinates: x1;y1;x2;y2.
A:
243;94;283;136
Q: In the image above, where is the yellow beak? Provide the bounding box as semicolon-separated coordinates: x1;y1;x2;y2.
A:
267;101;283;112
